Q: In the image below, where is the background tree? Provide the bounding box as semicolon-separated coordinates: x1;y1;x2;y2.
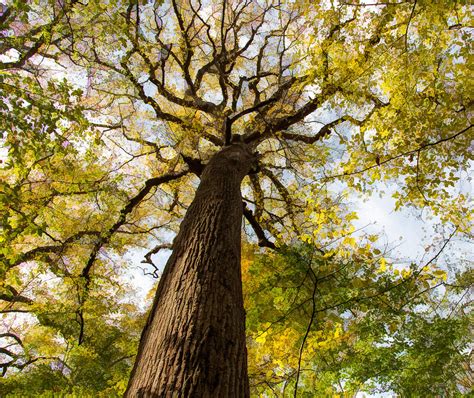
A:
1;1;147;394
244;243;472;396
1;0;472;396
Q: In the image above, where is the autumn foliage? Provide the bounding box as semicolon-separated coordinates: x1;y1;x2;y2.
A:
1;0;472;396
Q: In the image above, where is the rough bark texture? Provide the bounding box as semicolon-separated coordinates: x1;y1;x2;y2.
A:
125;143;257;397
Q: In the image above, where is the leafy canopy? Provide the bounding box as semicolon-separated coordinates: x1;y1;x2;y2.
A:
0;0;472;396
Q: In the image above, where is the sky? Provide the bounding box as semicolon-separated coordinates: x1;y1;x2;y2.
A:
126;176;472;304
2;1;471;394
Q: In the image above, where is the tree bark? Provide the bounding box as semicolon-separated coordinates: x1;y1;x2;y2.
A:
125;143;257;397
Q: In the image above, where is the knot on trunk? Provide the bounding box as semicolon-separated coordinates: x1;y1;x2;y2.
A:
207;143;258;179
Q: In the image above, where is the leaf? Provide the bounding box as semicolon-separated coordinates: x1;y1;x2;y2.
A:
378;257;387;272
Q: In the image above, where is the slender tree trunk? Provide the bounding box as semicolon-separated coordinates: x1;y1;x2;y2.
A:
125;143;256;397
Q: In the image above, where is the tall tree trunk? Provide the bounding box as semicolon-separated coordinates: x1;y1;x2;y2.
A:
125;143;257;397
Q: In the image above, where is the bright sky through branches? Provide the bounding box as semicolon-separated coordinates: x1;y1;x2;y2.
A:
1;0;472;395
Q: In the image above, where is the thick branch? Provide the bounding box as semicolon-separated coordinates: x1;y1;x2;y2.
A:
243;202;276;249
8;231;101;269
80;169;189;284
329;124;473;179
244;85;338;144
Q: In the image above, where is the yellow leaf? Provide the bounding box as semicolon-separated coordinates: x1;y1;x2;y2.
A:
378;257;387;272
255;331;267;344
433;270;448;281
343;236;356;247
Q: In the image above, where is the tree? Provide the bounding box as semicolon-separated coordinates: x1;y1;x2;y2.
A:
244;243;472;396
1;0;472;396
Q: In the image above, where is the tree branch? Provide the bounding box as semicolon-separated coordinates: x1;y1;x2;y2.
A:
243;202;276;249
80;169;189;285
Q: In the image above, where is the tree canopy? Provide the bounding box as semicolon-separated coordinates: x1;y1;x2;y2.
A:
0;0;472;396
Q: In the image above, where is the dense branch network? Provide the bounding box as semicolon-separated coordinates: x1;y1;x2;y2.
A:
1;0;472;377
6;0;470;295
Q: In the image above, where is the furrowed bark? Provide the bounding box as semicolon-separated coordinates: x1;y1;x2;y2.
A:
125;143;257;397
